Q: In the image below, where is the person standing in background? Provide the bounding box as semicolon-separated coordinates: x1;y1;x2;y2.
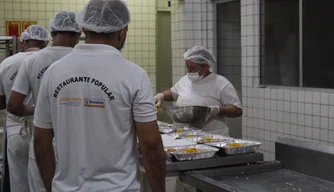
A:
0;25;51;192
32;0;166;191
8;11;81;192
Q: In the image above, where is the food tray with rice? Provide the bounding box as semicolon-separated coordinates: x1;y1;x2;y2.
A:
183;134;235;144
206;139;262;155
165;144;219;161
168;127;202;139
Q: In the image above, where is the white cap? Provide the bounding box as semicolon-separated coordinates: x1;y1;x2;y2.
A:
76;0;131;33
49;11;82;33
183;46;217;67
20;25;52;42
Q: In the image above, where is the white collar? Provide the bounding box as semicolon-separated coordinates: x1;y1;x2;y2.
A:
73;44;121;56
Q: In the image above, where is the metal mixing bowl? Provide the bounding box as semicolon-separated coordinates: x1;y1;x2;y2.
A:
165;106;211;124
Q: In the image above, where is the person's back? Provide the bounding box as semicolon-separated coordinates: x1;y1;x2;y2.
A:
33;1;166;192
0;25;50;192
39;44;153;191
17;46;73;103
8;11;82;192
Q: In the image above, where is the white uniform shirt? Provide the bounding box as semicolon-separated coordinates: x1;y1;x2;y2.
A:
0;52;35;135
33;44;157;192
12;46;73;104
171;73;241;136
11;46;73;159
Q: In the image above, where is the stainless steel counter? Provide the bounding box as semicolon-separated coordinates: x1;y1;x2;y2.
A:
179;137;334;192
139;153;263;173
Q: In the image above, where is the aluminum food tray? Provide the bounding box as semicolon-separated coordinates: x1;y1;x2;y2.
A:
159;124;176;134
184;134;235;144
206;139;262;155
157;121;171;126
165;144;219;161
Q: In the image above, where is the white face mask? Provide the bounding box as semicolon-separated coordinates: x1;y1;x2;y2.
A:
187;69;203;82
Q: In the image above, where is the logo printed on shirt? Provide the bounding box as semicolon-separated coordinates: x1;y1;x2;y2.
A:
59;97;82;107
84;98;105;108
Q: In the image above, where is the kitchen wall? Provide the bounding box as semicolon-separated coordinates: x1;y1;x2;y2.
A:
171;0;334;161
0;0;162;92
170;0;214;84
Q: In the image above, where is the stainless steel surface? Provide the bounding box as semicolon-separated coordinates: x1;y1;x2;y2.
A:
207;139;262;155
165;106;211;124
0;36;20;59
180;161;281;192
139;152;264;172
182;162;334;192
276;137;334;183
184;134;234;144
180;137;334;192
165;145;219;161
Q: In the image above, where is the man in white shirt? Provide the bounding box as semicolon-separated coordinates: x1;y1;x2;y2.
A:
155;46;243;136
8;11;81;192
32;0;166;192
0;25;51;192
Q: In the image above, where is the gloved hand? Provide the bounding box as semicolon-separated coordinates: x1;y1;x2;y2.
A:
154;93;164;107
205;106;220;121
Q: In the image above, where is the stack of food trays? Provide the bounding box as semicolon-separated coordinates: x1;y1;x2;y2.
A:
205;139;262;155
158;121;262;161
164;144;219;161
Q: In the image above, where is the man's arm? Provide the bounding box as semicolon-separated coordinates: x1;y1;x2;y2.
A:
34;127;55;192
7;91;34;116
136;121;166;192
8;59;32;116
0;96;6;110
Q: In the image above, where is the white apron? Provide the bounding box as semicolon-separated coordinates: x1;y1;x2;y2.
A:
6;114;31;192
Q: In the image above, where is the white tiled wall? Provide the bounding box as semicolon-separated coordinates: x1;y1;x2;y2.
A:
171;0;334;161
170;0;214;84
0;0;158;92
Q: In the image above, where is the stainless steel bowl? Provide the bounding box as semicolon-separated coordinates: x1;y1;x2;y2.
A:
165;106;211;124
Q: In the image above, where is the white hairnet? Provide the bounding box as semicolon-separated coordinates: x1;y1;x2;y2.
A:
20;25;52;42
49;11;82;33
183;46;217;67
76;0;131;33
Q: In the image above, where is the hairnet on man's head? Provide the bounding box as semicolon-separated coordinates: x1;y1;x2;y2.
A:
20;25;52;42
76;0;131;33
49;11;82;33
184;46;216;67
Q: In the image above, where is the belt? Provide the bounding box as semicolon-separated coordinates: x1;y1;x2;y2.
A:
5;112;31;142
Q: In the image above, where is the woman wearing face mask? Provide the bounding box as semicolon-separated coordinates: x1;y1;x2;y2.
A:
154;46;242;136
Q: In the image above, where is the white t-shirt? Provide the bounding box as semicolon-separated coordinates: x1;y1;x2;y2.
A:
171;73;242;136
12;46;73;104
11;46;73;159
0;52;35;135
33;44;157;192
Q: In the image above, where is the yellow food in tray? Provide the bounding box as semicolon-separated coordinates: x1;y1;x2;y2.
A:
184;147;198;153
203;137;213;142
185;135;194;138
176;130;185;133
227;142;244;148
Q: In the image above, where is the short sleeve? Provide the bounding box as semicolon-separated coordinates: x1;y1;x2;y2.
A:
33;68;52;129
133;71;157;123
220;83;242;108
171;80;181;100
11;59;31;96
